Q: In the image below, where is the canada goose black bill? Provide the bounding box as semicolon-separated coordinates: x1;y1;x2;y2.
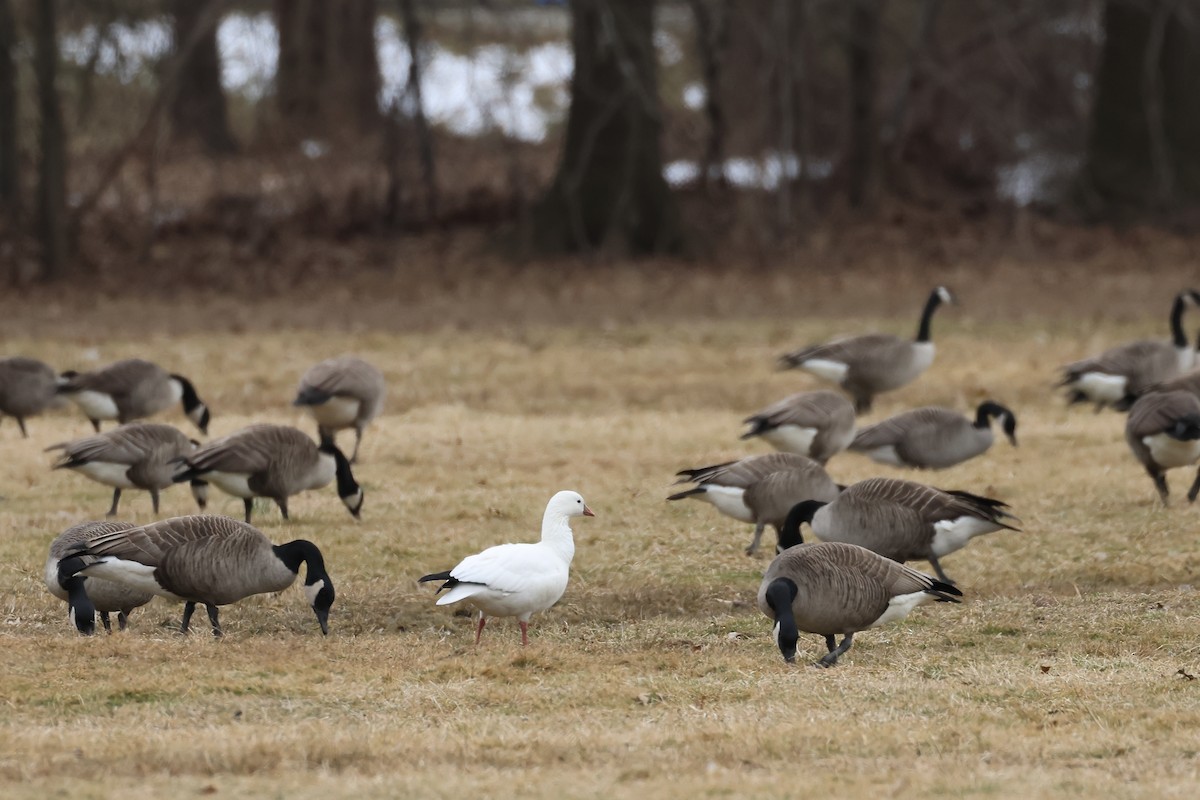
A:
759;541;962;666
56;515;335;637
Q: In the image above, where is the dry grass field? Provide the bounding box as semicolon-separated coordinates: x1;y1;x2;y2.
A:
2;260;1200;798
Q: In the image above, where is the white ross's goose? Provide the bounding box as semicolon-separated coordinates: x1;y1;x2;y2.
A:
419;490;595;645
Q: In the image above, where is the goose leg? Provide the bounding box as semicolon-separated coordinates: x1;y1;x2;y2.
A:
117;611;129;631
206;604;222;637
1148;469;1169;505
150;488;160;515
1188;468;1200;503
745;523;766;556
180;601;197;634
90;419;101;433
351;428;363;464
928;556;956;586
817;633;854;668
17;416;28;438
854;394;872;414
99;611;113;633
106;489;122;518
520;621;531;646
474;612;487;644
243;498;254;524
276;498;289;520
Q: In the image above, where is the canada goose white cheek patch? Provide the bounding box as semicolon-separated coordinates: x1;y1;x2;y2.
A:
304;579;325;607
70;391;120;421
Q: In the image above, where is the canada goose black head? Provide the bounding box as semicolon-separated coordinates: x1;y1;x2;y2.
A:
976;401;1018;447
764;577;800;663
321;437;363;519
776;500;828;553
171;374;210;435
273;539;336;635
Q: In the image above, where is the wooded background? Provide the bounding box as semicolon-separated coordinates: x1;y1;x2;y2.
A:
1;0;1197;284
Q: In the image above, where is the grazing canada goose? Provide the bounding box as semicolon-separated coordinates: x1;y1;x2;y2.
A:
741;390;857;464
293;356;386;463
48;422;208;517
1059;290;1200;410
58;358;210;434
848;401;1018;470
172;424;363;524
739;464;843;555
45;520;153;635
0;357;64;437
56;514;335;636
667;453;822;524
778;286;955;413
758;541;962;666
1124;390;1200;504
777;477;1020;585
419;490;594;645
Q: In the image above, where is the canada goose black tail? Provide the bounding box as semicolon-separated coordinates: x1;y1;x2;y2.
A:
940;489;1022;530
666;487;706;502
740;417;769;440
294;387;333;407
927;581;963;603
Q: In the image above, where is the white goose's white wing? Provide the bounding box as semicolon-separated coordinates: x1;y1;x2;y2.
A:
437;542;569;617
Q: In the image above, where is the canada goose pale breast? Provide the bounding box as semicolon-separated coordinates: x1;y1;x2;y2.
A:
1124;390;1200;504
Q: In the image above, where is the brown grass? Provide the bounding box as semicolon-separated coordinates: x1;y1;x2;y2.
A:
3;274;1200;798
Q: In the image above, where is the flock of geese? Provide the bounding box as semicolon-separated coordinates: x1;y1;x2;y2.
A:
3;285;1198;665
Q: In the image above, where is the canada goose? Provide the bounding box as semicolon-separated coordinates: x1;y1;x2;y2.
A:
1115;364;1200;411
58;358;210;434
778;286;955;413
758;541;962;666
1124;390;1200;504
1059;290;1200;410
172;424;363;523
741;390;857;464
739;464;843;555
48;422;208;517
0;357;64;437
848;401;1018;470
293;356;386;463
777;477;1020;585
45;520;153;634
57;515;334;636
667;453;822;524
419;490;594;645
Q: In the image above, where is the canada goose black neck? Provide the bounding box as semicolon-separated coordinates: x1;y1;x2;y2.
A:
1169;293;1190;348
171;374;210;434
764;577;799;662
778;501;826;551
915;288;948;343
63;575;96;635
974;401;1009;428
273;539;336;634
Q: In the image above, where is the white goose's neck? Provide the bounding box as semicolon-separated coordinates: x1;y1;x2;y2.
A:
539;515;577;564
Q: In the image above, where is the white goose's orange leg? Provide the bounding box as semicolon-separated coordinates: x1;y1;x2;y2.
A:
475;612;487;644
520;621;530;646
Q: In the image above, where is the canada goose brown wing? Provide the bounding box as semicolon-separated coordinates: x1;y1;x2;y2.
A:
1144;370;1200;402
301;357;385;403
86;515;248;564
676;453;815;488
851;408;958;448
743;466;841;528
54;423;190;466
65;359;162;396
186;424;307;474
1126;390;1200;438
155;522;292;605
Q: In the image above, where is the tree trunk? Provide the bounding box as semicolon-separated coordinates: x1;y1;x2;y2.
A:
169;0;237;154
688;0;729;191
34;0;68;279
534;0;683;256
276;0;381;139
846;0;883;208
0;0;17;209
1082;0;1200;214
